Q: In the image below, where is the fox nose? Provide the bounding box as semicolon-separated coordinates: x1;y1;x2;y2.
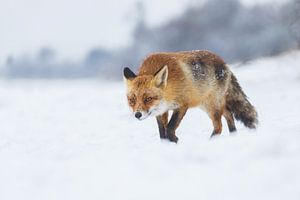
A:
135;112;142;119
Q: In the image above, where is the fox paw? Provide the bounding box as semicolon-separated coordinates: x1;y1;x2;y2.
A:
167;135;178;143
210;132;221;139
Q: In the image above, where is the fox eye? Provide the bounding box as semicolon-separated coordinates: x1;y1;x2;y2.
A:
144;97;153;104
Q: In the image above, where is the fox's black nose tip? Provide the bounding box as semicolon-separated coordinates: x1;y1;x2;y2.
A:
135;112;142;119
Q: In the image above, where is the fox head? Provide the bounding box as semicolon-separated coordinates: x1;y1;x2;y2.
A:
123;65;169;120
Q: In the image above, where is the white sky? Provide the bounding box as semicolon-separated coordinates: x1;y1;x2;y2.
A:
0;0;289;65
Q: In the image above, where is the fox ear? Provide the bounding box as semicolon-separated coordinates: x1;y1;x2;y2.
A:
154;65;168;88
123;67;136;80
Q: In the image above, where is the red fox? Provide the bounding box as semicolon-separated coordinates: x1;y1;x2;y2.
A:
123;50;258;143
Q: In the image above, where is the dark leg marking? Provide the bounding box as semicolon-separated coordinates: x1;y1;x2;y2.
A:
156;112;168;139
167;111;179;130
228;124;237;132
223;109;237;133
166;107;187;143
156;117;166;139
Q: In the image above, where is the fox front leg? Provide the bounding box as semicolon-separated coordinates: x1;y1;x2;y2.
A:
166;107;188;143
156;112;168;139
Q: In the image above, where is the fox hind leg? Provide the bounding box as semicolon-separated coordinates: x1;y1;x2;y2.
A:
223;108;237;133
209;110;223;138
156;112;168;139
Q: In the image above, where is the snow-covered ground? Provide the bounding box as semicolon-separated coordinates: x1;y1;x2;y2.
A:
0;51;300;200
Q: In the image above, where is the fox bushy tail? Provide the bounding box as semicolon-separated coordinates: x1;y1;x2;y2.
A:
226;74;258;129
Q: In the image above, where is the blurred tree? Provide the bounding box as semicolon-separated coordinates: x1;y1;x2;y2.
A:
290;0;300;48
3;0;299;79
85;48;111;66
84;48;112;76
125;0;298;64
131;2;153;65
6;56;14;66
37;47;56;63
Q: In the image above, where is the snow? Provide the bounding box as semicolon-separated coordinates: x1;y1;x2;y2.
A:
0;50;300;200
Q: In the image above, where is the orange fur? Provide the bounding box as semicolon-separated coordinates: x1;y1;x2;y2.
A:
124;50;257;142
